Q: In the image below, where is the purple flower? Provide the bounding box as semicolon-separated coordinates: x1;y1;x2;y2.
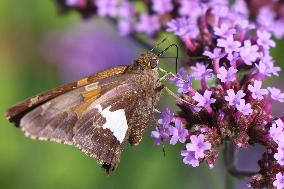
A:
248;80;268;100
225;89;246;106
176;74;192;94
239;40;260;65
270;124;284;143
180;134;211;167
256;55;281;77
181;150;200;167
178;0;202;19
168;118;189;145
118;19;133;36
213;23;236;38
270;119;284;143
232;0;249;16
152;0;173;15
170;68;192;94
166;17;199;37
151;126;170;145
274;148;284;166
95;0;118;17
272;19;284;39
136;13;161;36
275;119;284;129
151;108;176;145
234;16;254;30
257;30;276;50
186;134;212;159
158;108;174;127
268;87;284;103
190;62;213;81
236;99;253;115
257;7;276;29
117;1;135;18
217;66;237;83
211;4;229;18
227;52;240;66
273;172;284;189
203;48;226;61
262;53;281;76
193;90;216;111
170;67;186;83
217;35;241;54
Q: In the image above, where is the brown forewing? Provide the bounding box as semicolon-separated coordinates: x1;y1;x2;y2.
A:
18;73;131;144
6;66;127;126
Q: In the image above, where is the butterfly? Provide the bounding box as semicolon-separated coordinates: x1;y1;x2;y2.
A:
5;41;179;173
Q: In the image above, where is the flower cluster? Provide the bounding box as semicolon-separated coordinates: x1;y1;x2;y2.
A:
151;108;216;167
54;0;284;188
152;1;284;188
56;0;284;39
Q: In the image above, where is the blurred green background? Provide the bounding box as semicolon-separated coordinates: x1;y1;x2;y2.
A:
0;1;283;189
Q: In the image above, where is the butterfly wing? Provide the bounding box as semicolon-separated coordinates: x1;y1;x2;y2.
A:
6;66;127;126
7;69;159;172
73;81;154;172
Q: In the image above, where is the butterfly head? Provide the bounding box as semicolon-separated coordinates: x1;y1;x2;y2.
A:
136;51;159;69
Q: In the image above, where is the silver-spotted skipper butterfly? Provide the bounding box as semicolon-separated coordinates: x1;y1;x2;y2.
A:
5;40;179;173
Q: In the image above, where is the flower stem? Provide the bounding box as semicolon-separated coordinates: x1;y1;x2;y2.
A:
225;172;235;189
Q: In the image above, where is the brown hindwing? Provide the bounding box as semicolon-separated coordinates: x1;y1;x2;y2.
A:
72;82;150;172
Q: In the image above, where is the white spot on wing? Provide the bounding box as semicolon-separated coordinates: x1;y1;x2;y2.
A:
95;104;128;143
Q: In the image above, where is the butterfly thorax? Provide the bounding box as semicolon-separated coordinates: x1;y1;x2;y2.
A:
124;52;160;95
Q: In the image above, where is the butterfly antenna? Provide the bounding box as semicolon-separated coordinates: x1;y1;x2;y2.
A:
151;37;169;52
158;43;179;74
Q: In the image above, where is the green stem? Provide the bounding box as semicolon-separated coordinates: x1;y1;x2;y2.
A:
225;172;235;189
223;141;236;189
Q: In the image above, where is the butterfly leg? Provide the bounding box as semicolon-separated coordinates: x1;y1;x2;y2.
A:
163;86;194;107
158;67;187;83
158;67;173;82
158;73;172;82
154;108;161;113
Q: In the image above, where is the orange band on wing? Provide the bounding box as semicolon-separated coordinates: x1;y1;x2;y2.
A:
74;88;101;118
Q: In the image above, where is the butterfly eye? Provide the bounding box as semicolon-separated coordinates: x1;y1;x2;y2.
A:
150;59;158;69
